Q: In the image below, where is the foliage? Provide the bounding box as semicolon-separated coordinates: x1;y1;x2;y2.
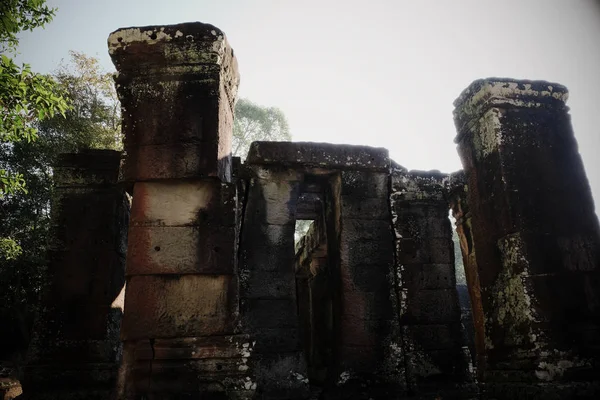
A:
0;51;121;313
1;0;69;197
233;98;291;159
0;0;56;53
0;237;22;260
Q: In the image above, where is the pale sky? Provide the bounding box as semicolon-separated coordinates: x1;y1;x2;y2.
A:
17;0;600;207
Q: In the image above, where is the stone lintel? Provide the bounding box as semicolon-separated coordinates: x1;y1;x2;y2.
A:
453;78;569;142
246;141;390;171
391;169;450;202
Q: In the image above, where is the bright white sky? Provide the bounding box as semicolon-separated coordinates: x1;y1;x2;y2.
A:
17;0;600;206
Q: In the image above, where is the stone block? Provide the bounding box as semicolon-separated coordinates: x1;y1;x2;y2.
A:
405;348;467;384
340;170;389;198
401;263;457;291
243;178;300;225
240;242;295;274
393;210;453;240
336;345;381;371
403;324;463;351
130;180;235;227
241;298;299;330
47;249;125;310
403;289;461;324
239;223;296;302
110;23;239;183
338;318;395;347
120;82;219;147
49;190;128;252
54;149;121;186
121;274;238;340
340;263;394;293
121;143;220;181
241;267;296;299
340;237;395;267
340;195;390;220
251;328;302;354
397;237;454;264
134;335;251;360
127;225;235;275
246;141;389;171
341;219;394;241
251;352;310;398
453;78;568;134
339;289;395;321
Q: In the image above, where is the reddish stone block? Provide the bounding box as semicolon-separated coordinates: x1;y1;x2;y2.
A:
121;274;238;340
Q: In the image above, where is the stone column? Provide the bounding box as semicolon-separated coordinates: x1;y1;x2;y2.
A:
238;164;310;399
390;169;473;397
108;23;249;399
23;150;128;400
334;167;404;397
454;79;600;397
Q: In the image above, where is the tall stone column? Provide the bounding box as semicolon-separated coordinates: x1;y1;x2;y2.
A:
390;169;473;397
23;150;128;400
454;79;600;397
335;167;404;397
238;163;310;399
108;23;249;399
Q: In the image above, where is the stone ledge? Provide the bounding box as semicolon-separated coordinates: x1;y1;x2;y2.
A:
246;141;390;171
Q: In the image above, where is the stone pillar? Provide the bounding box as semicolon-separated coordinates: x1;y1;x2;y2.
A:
108;23;249;399
390;169;473;397
453;79;600;397
23;150;128;400
334;168;404;397
238;164;310;399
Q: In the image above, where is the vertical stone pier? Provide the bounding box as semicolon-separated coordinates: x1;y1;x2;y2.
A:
238;160;310;399
108;23;249;399
335;167;403;397
23;150;128;400
453;79;600;398
390;169;473;397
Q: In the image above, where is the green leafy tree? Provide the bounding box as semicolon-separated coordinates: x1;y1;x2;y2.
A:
231;99;310;238
233;98;291;160
1;0;70;196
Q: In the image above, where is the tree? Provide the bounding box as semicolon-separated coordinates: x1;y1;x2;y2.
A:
231;99;310;238
1;0;70;196
0;51;121;361
233;98;291;160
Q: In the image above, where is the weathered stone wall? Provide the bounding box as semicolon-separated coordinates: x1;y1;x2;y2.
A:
241;142;404;399
390;168;474;397
453;78;600;398
22;150;128;400
109;22;251;399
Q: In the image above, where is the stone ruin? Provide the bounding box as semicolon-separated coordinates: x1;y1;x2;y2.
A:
5;21;600;400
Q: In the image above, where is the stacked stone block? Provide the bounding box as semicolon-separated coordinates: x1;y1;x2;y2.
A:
390;169;473;397
23;150;128;400
453;78;600;398
238;162;310;399
335;168;404;397
108;22;251;399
